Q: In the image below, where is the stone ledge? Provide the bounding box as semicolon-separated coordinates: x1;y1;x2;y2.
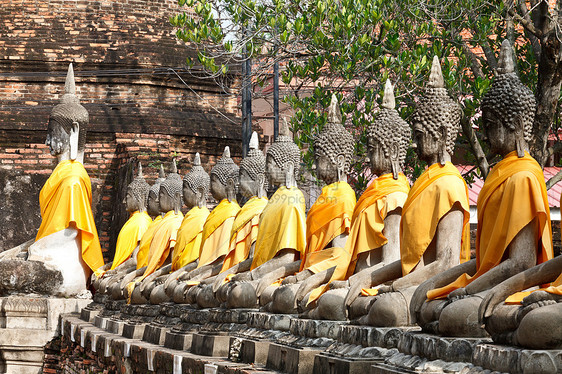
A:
472;343;562;374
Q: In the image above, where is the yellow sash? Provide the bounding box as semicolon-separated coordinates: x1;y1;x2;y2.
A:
401;162;470;276
307;173;410;304
110;211;152;270
141;210;184;279
171;206;210;271
136;215;163;269
251;186;306;270
197;199;241;268
36;160;104;273
300;181;356;272
221;196;268;272
429;152;553;300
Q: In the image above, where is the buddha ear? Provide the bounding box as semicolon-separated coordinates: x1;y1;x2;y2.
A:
285;161;295;186
336;154;346;182
70;121;79;161
390;142;400;179
515;126;526;158
439;126;448;166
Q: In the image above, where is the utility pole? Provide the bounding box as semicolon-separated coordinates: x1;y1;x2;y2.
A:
273;59;279;141
241;27;252;157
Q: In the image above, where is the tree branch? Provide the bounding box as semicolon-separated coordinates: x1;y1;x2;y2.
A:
461;116;489;179
546;169;562;189
482;40;498;72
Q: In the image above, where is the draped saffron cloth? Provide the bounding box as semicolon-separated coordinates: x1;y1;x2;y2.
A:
221;196;268;272
136;215;163;269
401;162;471;277
36;159;104;274
428;152;553;300
251;186;307;270
140;210;184;279
171;206;210;271
197;199;240;268
110;211;152;270
299;181;356;274
307;173;410;304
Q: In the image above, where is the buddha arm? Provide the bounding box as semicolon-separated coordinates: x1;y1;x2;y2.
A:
139;264;172;293
345;260;402;307
184;259;224;282
295;268;335;302
381;211;402;264
211;258;253;291
461;218;537;297
479;255;562;321
255;260;302;296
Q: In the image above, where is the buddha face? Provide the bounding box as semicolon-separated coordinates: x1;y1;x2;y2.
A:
45;120;70;156
123;188;141;213
413;125;441;163
368;138;392;176
159;188;175;213
239;169;257;198
147;191;161;216
210;174;227;201
314;151;338;185
482;112;517;157
182;181;198;209
266;155;285;186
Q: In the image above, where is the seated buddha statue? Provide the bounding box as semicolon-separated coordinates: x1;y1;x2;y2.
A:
0;63;105;297
215;119;306;309
128;160;185;303
411;40;553;337
345;56;471;327
194;132;269;308
169;146;241;302
479;255;562;349
92;162;152;292
262;95;356;314
303;80;411;320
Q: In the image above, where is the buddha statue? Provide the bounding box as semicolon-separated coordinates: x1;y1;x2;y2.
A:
105;167;166;300
345;56;471;327
262;95;356;314
411;40;553;337
92;162;152;292
169;146;241;302
128;160;185;304
216;119;306;309
303;80;411;320
193;131;269;308
0;63;105;297
145;152;211;304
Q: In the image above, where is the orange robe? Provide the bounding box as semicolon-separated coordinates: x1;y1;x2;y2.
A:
110;211;152;270
251;186;307;270
36;159;104;274
136;215;163;269
221;196;268;272
171;206;210;271
299;181;356;274
197;199;241;268
429;152;553;300
308;173;410;304
140;210;184;279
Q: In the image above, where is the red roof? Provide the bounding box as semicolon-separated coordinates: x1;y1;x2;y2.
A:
456;165;562;207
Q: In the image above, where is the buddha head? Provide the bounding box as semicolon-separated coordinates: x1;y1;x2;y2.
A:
481;40;535;158
45;63;89;164
124;162;150;213
147;164;166;217
239;131;267;199
159;159;183;213
183;152;210;209
266;118;301;188
411;56;462;165
367;80;411;178
210;146;239;202
313;95;354;184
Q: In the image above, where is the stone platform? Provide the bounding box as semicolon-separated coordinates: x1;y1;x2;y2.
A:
57;301;562;374
0;295;90;374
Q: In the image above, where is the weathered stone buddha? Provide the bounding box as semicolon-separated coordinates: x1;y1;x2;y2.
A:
216;119;306;309
0;63;105;297
170;146;241;302
303;80;411;320
92;163;152;292
346;56;471;327
412;40;553;337
146;152;211;304
193;132;269;308
129;160;185;304
105;167;166;299
262;95;356;314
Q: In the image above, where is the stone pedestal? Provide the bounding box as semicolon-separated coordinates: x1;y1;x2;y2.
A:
0;295;90;374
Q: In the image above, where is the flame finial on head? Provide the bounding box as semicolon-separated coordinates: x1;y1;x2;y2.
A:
158;164;165;178
328;94;342;124
428;56;445;88
497;39;515;75
193;152;201;166
381;79;396;109
65;63;76;96
249;131;259;150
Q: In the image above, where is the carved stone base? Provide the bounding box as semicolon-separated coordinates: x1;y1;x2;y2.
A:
0;295;90;374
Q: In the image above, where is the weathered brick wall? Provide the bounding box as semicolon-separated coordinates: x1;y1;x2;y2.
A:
0;0;243;261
